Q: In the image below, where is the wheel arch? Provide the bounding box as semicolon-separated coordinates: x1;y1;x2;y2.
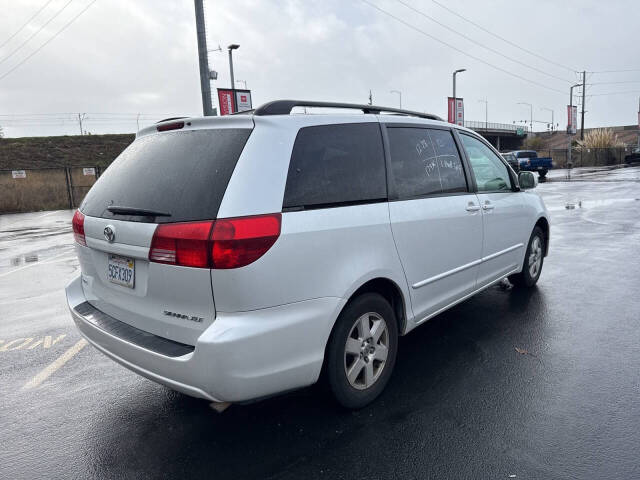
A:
342;277;409;336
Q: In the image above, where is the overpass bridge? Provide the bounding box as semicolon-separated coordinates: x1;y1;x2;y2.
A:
463;121;529;151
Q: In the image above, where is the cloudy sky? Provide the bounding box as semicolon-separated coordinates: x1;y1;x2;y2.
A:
0;0;639;137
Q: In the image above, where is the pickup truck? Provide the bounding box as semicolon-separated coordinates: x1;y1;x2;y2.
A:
509;150;553;178
625;147;640;164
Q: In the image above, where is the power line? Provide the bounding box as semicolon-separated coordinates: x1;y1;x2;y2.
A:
394;0;573;84
0;0;100;82
589;69;640;74
0;0;76;67
430;0;577;73
0;0;57;51
589;80;640;85
358;0;565;95
587;90;640;97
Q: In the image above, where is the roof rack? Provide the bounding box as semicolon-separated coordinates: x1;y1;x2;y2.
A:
253;100;443;121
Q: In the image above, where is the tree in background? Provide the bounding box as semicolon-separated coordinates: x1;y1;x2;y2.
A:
0;125;4;138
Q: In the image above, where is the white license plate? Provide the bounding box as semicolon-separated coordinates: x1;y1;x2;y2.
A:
108;254;135;289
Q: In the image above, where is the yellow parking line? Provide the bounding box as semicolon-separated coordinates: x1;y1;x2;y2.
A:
22;339;88;390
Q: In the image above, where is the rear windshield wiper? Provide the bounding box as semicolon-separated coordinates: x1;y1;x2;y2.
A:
107;206;172;217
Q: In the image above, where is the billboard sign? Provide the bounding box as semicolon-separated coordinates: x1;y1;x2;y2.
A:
217;89;235;116
234;90;252;112
447;97;464;126
567;105;578;134
218;89;253;115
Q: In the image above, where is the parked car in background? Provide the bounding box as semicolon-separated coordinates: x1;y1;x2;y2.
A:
501;152;519;172
625;147;640;164
66;100;550;409
510;150;553;178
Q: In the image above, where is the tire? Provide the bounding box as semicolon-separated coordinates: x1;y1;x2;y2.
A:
538;169;548;178
509;226;545;287
325;293;398;409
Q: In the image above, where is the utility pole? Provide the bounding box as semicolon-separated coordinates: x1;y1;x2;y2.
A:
368;90;372;105
194;0;215;116
580;70;586;140
77;113;86;135
567;83;581;174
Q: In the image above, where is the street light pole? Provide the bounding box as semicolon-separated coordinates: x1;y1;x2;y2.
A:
478;99;488;129
452;68;466;100
227;44;240;91
541;107;554;131
390;90;402;109
518;102;533;133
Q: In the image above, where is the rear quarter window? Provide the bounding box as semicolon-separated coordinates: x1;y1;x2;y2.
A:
282;123;387;210
80;128;252;223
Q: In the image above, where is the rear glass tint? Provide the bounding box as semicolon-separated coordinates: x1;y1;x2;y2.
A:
80;129;252;223
283;123;387;210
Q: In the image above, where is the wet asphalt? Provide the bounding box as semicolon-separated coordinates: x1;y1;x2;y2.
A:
1;166;639;479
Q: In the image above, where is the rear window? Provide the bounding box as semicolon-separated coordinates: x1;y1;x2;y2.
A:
516;151;537;158
80;129;252;223
282;123;387;210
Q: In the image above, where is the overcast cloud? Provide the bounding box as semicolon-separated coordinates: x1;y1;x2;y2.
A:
0;0;638;137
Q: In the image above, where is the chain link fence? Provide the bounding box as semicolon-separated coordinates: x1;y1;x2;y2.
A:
537;147;637;168
0;166;101;213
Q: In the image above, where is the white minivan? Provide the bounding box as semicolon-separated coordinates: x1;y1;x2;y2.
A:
66;100;549;408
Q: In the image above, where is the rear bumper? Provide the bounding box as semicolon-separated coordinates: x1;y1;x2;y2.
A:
66;276;342;402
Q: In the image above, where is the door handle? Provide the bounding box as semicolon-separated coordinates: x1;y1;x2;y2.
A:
466;202;480;212
482;201;495;211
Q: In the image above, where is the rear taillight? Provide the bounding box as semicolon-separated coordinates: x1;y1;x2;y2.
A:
211;214;281;269
148;213;281;269
72;210;86;246
149;221;213;268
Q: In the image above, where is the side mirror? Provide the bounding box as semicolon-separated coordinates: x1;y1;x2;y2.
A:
518;171;537;190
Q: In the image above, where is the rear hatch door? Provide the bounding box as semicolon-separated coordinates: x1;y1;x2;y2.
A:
76;119;253;345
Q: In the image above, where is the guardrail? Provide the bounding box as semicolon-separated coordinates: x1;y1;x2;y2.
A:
464;121;529;133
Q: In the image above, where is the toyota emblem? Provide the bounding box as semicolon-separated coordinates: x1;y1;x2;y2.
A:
103;225;116;243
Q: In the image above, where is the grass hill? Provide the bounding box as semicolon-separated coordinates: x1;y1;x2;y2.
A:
0;134;134;170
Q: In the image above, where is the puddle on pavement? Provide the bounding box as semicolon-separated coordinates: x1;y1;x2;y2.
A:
2;245;73;269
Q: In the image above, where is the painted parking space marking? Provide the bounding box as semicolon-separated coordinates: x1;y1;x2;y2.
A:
0;334;67;352
0;249;73;278
22;339;88;390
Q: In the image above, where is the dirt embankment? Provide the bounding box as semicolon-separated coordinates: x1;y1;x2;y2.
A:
0;134;134;170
